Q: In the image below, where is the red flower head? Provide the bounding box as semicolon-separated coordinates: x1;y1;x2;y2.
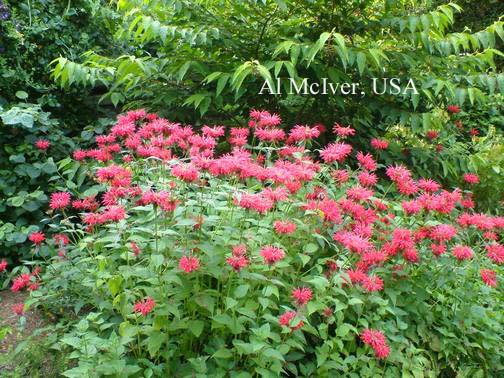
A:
291;287;312;306
447;105;461;114
179;256;200;273
12;303;25;316
226;256;249;272
0;259;7;273
130;242;141;256
35;139;50;151
360;329;390;359
29;231;45;246
463;173;479;185
274;220;297;235
50;192;71;210
452;245;473;261
133;297;156;316
480;269;497;287
426;130;439;140
279;311;303;330
260;246;286;265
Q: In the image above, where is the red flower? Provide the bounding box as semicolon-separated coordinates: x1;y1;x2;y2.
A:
452;245;473;261
360;329;390;359
133;297;156;316
486;244;504;265
279;311;304;330
35;139;50;150
130;242;141;256
12;303;25;316
179;256;200;273
274;220;296;235
362;275;384;292
11;273;32;292
426;130;439;140
29;231;45;245
50;192;71;210
463;173;479;185
53;234;70;246
291;287;312;306
447;105;461;114
0;259;7;273
226;256;249;272
260;246;286;265
480;269;497;287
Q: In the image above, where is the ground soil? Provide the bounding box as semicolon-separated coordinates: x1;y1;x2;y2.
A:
0;290;47;371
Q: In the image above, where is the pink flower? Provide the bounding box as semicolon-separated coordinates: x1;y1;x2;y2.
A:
274;220;297;235
287;125;320;143
49;192;71;210
179;256;200;273
320;143;352;163
133;297;156;316
463;173;479;185
12;303;25;316
431;243;447;257
370;138;389;150
356;152;377;171
430;224;457;242
172;163;200;182
29;231;45;245
260;246;286;265
226;256;249;272
486;243;504;264
279;311;303;330
333;124;355;138
452;245;473;261
291;287;312;306
35;139;50;150
360;329;390;359
73;150;87;160
480;269;497;287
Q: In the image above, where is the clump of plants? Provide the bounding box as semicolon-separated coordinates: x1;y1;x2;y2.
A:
3;110;503;377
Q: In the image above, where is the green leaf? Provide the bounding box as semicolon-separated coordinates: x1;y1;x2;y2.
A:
107;276;123;297
356;52;366;75
234;284;250;298
15;91;28;100
189;320;205;337
147;331;165;357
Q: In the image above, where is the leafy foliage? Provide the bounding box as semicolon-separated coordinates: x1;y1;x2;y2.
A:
0;0;115;263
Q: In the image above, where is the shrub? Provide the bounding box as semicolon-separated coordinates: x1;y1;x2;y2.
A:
5;110;504;377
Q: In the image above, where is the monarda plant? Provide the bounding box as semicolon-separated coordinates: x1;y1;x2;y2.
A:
5;110;503;377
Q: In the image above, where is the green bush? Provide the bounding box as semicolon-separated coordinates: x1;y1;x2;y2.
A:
7;110;503;377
